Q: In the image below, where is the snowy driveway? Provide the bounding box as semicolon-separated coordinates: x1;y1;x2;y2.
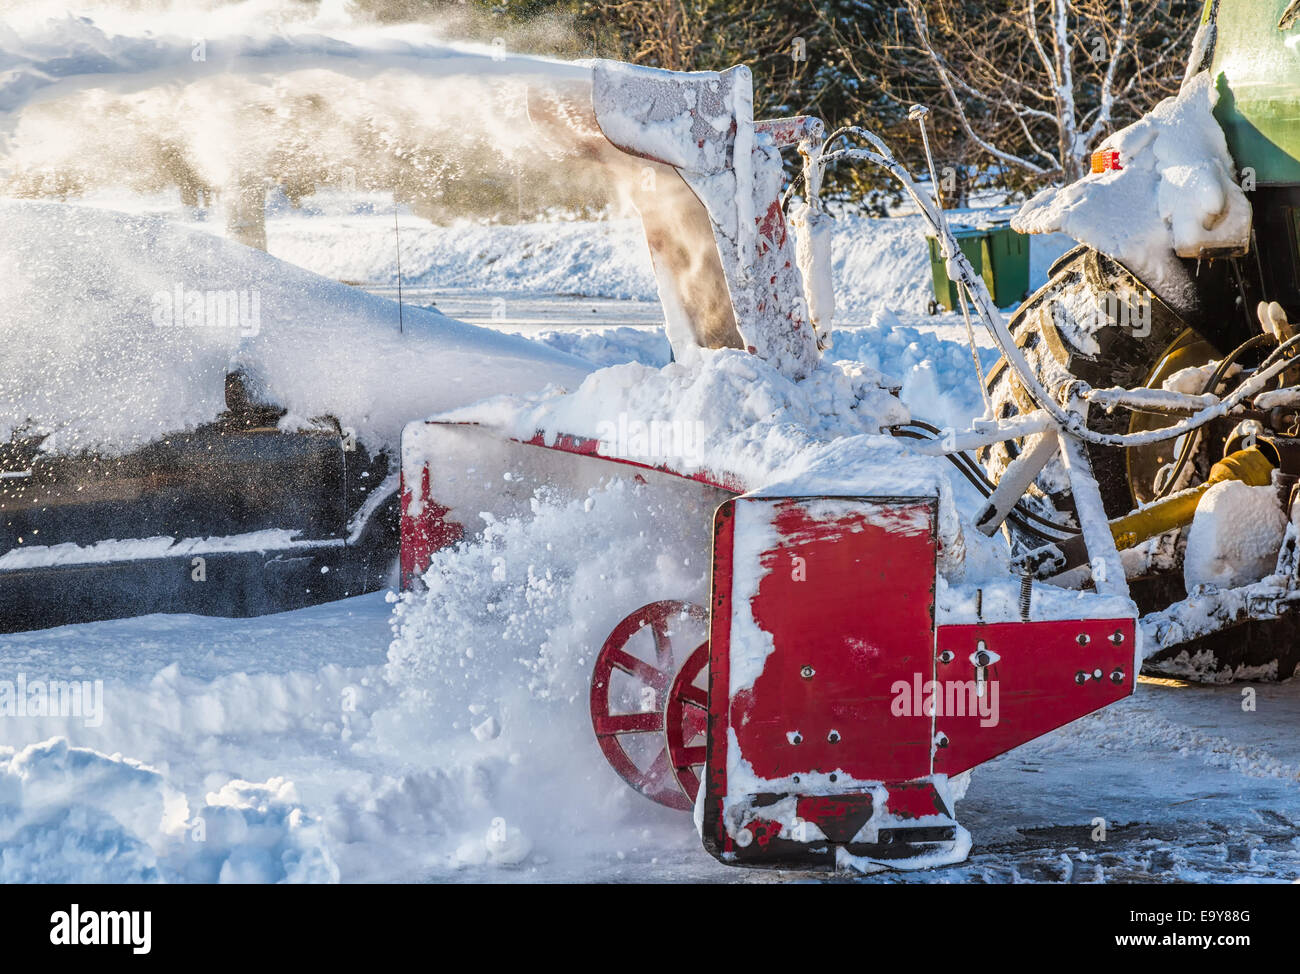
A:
2;592;1297;883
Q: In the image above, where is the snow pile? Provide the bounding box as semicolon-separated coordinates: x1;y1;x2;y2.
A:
1014;73;1250;305
173;777;338;884
1183;481;1287;590
0;199;590;455
827;308;998;431
830;214;933;315
0;738;336;883
523;327;672;369
440;347;911;488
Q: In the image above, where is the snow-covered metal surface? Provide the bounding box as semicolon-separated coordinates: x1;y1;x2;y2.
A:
592;60;821;380
1015;73;1252;307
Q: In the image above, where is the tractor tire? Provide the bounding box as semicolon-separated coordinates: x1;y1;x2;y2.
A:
980;245;1300;681
979;246;1200;521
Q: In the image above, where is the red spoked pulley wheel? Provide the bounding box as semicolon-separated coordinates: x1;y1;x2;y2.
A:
590;600;708;811
664;641;709;805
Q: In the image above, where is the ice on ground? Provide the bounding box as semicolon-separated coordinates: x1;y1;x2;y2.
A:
1014;72;1250;306
0;199;590;456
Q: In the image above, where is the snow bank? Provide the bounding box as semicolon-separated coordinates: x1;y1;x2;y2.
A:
523;326;672;369
269;216;661;301
0;199;590;455
830;214;937;315
0;738;336;883
1014;73;1250;305
269;209;961;316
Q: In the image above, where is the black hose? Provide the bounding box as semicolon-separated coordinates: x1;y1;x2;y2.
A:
1151;332;1274;501
889;424;1079;543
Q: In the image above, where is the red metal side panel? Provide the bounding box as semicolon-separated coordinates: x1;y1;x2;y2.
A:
730;497;938;782
398;421;745;589
704;495;940;862
931;619;1136;776
399;465;463;587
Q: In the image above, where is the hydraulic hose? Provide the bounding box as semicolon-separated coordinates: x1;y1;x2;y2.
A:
820;128;1300;452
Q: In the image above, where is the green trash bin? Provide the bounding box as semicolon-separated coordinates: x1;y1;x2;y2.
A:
926;222;1030;313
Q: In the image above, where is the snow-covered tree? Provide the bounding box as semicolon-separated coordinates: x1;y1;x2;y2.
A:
852;0;1198;188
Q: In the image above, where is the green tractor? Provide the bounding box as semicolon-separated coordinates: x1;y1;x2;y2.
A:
982;0;1300;681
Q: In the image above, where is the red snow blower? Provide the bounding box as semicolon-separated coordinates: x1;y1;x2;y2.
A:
399;60;1141;871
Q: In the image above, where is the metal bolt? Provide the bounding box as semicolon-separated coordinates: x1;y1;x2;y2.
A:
974;649;991;667
790;732;803;745
1110;630;1125;645
1076;633;1090;646
827;730;841;743
1075;671;1089;685
829;773;838;783
939;650;955;664
1110;668;1125;685
800;665;815;679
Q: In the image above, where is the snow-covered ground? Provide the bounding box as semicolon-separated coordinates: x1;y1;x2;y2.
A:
5;595;1298;883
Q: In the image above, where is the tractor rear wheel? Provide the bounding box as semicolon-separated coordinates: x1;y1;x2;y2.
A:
980;246;1300;681
978;246;1200;522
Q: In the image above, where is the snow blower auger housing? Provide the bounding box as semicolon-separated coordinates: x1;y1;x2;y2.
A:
399;60;1142;872
702;495;1134;869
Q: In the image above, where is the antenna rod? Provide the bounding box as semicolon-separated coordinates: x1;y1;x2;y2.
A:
394;205;405;334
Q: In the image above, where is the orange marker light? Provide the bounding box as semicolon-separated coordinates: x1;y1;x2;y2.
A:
1090;149;1122;173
